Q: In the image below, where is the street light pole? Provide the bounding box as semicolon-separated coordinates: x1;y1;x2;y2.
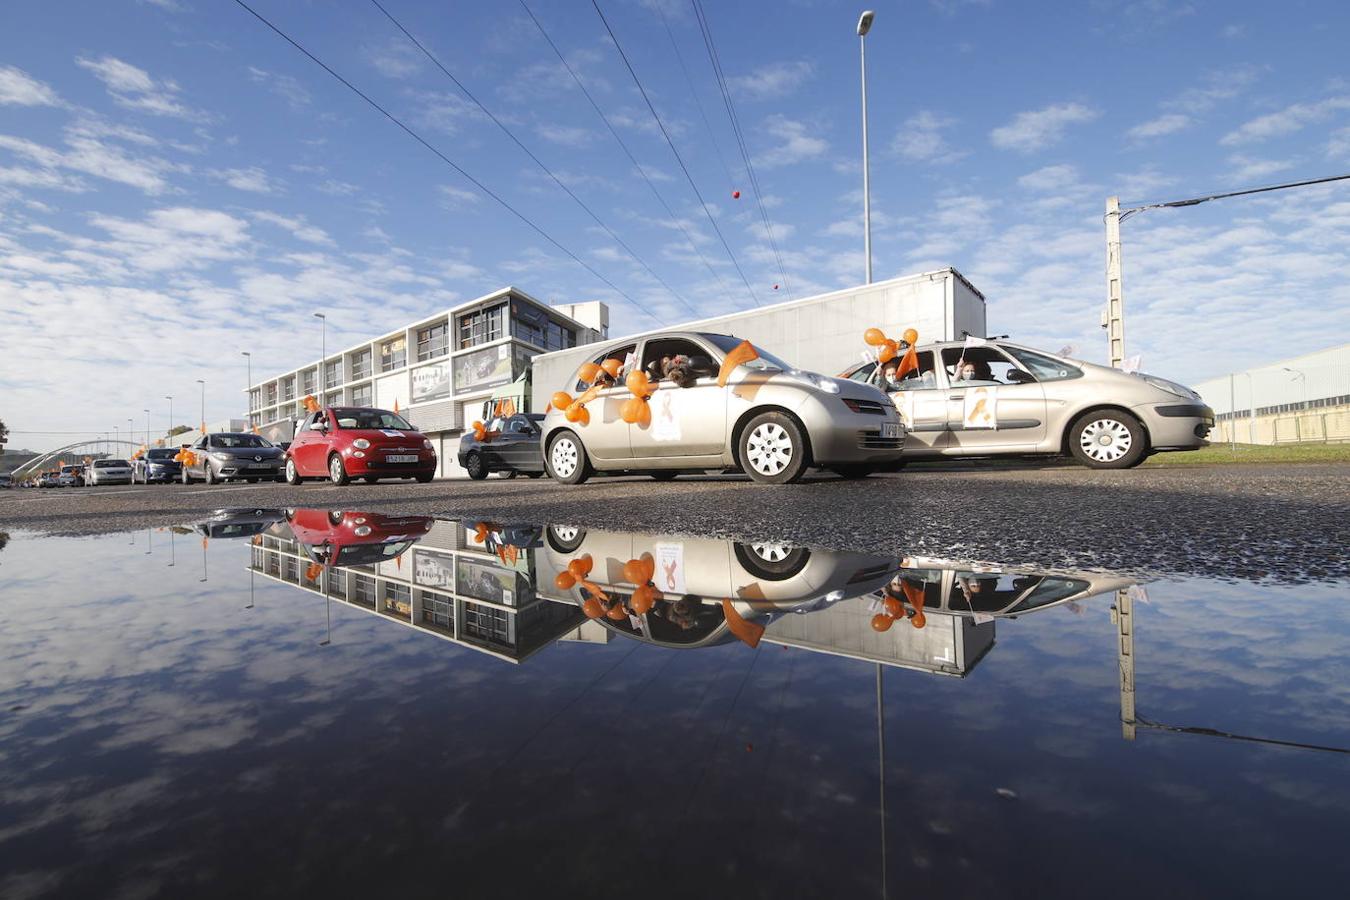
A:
144;409;150;447
241;351;252;423
1244;373;1254;444
196;379;206;434
857;10;875;285
314;313;327;400
165;395;173;441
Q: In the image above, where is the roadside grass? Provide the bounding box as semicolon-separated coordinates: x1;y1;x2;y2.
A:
1144;442;1350;467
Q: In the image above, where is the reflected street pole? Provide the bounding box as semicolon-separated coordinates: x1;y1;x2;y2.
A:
1112;588;1136;741
168;529;175;567
877;661;887;900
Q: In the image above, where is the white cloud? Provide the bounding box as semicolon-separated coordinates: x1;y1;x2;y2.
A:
362;39;424;80
727;61;814;100
438;185;480;209
251;210;333;246
76;55;202;121
534;124;594;148
990;102;1099;152
0;131;180;194
0;65;61;107
891;111;961;163
1018;164;1080;192
415;92;481;135
86;207;250;271
247;67;311;108
210;166;277;193
1328;126;1350;162
1127;113;1191;141
757;115;827;167
1221;95;1350;146
1226;154;1296;182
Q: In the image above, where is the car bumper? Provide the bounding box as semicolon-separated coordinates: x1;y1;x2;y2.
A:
92;475;132;485
803;407;907;466
214;459;284;478
1135;402;1215;450
143;466;180;482
340;448;438;477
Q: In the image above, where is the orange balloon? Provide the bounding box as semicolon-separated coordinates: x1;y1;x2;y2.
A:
551;391;574;410
567;555;593;579
573;406;590;427
871;614;894;632
630;585;657;615
883;597;903;617
554;571;577;590
621;557;647;585
902;328;918;345
581;597;605;619
864;327;887;346
880;339;899;363
911;610;927;629
578;362;601;383
626;369;654;398
620;398;643;425
605;602;628;621
565;404;583;423
601;357;623;379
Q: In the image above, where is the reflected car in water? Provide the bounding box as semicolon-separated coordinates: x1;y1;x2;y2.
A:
86;459;131;486
840;340;1213;469
458;413;546;480
542;331;904;485
284;508;435;567
285;407;437;486
193;508;287;539
133;447;182;484
180;432;285;484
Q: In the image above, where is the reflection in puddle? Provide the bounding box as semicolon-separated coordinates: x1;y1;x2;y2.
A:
1;510;1346;898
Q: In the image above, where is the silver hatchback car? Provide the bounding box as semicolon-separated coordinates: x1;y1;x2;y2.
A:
541;331;905;484
840;340;1213;468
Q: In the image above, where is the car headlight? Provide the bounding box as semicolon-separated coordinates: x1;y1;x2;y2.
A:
790;370;840;394
354;525;372;537
210;452;232;462
423;439;434;450
352;450;365;459
353;439;370;449
1140;374;1199;400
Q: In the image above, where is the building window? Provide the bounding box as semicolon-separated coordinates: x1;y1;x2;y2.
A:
417;320;449;361
513;302;576;352
281;377;295;402
458;303;505;349
248;389;260;412
350;383;373;407
380;336;407;372
351;349;372;380
324;360;342;388
265;383;277;406
300;368;316;396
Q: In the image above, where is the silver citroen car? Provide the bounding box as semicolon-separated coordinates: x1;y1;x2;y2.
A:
840;339;1213;469
541;331;905;484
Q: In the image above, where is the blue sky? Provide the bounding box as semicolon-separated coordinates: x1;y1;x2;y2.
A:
2;0;1348;450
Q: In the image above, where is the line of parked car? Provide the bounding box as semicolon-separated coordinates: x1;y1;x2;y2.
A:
19;330;1214;490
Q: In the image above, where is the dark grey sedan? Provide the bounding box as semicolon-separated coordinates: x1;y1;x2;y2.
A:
457;413;546;480
180;432;285;484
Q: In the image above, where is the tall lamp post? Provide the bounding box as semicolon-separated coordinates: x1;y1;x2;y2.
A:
144;409;150;447
1283;367;1309;442
241;351;252;424
857;10;875;285
165;395;174;443
314;313;327;401
196;379;206;434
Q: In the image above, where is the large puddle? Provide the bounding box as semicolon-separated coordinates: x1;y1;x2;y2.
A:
0;511;1346;897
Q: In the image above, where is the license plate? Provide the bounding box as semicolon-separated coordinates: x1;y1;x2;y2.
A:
881;423;901;439
386;454;418;463
247;463;273;469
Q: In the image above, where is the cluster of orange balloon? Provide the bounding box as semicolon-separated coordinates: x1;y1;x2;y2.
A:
174;446;199;467
302;395;321;414
870;580;928;632
553;554;612;618
863;326;920;378
305;561;324;582
550;358;621;426
470;420;500;443
620;370;659;425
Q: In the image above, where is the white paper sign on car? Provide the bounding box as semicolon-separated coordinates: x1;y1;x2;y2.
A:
650;390;682;442
655;542;686;593
888;390;915;429
963;386;998;429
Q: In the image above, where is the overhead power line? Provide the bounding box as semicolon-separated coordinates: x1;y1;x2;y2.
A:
590;0;763;307
655;2;736;192
369;0;699;318
1120;172;1350;221
230;0;658;322
690;0;793;301
514;0;734;304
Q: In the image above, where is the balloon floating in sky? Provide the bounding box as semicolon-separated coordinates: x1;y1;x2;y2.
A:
732;190;741;199
773;284;779;290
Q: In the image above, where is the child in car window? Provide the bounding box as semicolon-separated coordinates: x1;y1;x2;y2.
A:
876;360;901;392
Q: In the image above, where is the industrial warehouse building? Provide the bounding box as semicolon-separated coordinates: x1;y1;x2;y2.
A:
248;269;986;478
1194;342;1350;445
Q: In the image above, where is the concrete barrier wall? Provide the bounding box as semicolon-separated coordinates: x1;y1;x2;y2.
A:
1212;404;1350;445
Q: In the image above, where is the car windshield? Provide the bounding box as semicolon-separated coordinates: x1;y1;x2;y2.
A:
147;449;176;460
95;459;128;468
700;333;794;371
210;434;272;449
333;409;413;430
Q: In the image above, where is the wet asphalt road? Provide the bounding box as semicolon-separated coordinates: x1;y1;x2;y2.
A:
3;462;1347;583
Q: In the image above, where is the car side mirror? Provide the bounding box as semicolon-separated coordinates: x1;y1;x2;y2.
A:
1006;369;1034;384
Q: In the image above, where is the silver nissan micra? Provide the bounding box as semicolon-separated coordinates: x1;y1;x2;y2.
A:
541;331;905;484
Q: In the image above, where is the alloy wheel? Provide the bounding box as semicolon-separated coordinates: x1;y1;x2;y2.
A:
550;438;578;478
746;422;794;476
1078;418;1133;463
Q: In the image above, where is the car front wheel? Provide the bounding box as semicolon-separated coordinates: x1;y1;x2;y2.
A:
546;431;590;485
181;467;192;485
204;463;218;485
740;412;810;484
285;458;303;486
1068;411;1146;469
465;450;488;480
328;453;351;486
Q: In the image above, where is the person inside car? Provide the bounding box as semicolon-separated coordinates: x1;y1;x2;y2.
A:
876;359;902;392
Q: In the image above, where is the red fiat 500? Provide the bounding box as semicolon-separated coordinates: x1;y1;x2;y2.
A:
284;406;438;485
285;509;434;565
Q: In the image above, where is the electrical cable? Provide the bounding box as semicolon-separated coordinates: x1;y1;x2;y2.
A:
1119;172;1350;222
690;0;793;300
515;0;734;304
655;1;737;192
370;0;700;318
230;0;659;322
590;0;763;307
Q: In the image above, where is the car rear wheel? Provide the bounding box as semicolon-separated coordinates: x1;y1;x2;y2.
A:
831;464;875;479
415;472;434;483
649;471;678;481
465;451;488;480
546;431;590;485
285;458;303;486
545;524;587;554
734;541;811;581
363;476;379;484
328;453;351;486
1068;411;1146;469
740;412;810;485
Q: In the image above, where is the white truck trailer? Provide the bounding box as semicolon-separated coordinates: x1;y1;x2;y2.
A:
527;268;986;410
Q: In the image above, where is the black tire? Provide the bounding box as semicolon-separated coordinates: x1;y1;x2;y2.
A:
545;430;590;485
545;524;587;554
524;471;544;478
831;464;875;479
502;469;518;479
204;463;218;485
649;470;678;481
415;472;434;484
246;477;259;484
465;451;489;481
739;411;810;484
328;453;351;486
362;476;379;484
1067;410;1147;470
733;542;811;581
284;458;303;485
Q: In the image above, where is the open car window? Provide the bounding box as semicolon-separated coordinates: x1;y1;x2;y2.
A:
942;346;1025;386
575;345;636;391
640;338;718;383
879;351;940;391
